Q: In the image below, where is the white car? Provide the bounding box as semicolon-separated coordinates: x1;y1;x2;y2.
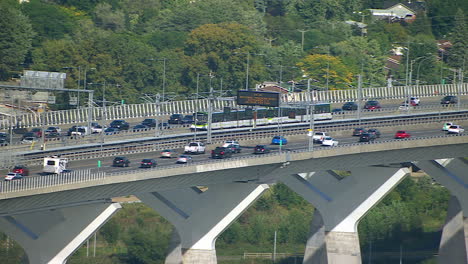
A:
222;140;239;148
447;125;465;134
409;97;420;106
313;132;329;143
321;137;338;147
442;122;454;131
184;142;206;154
399;103;413;110
4;172;23;181
176;155;192;164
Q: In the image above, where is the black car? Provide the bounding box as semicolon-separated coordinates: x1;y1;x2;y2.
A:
21;132;38;140
0;132;10;145
181;115;194;124
158;122;171;129
367;128;381;138
140;158;157;168
113;156;130;167
45;132;61;139
110;120;130;130
352;128;367;136
253;145;271;154
342;102;358;111
225;144;241;153
141;118;157;127
132;124;150;131
440;95;458;105
67;126;78;136
211;147;233;159
359;133;376;142
168;114;184;124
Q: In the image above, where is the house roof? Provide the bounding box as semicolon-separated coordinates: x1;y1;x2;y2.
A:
370;3;416;19
383;1;426;12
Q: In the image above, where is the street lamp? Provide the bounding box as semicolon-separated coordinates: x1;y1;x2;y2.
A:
234;51;265;90
148;58;170;101
83;67;96;90
416;55;437;88
62;66;82;89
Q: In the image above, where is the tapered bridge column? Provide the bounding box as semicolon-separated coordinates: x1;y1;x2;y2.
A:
138;183;268;264
417;158;468;264
282;166;409;264
0;202;121;264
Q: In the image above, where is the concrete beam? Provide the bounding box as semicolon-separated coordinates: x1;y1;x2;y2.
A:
0;202;121;264
416;158;468;264
137;183;268;264
282;167;409;264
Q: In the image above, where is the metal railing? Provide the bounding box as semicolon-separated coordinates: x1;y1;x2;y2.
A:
2;83;467;129
1;133;466;195
12;110;468;167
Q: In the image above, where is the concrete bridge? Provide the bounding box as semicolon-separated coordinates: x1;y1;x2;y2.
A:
1;83;467;129
0;135;468;263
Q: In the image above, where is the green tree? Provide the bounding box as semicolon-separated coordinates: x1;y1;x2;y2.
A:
125;228;168;264
100;218;120;244
448;9;468;69
297;54;354;89
93;3;126;32
184;23;264;92
332;36;387;87
23;0;74;43
0;2;34;80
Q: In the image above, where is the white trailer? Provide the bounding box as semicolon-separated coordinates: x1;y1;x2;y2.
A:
43;156;68;174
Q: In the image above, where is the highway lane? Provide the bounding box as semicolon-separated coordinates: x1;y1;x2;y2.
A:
16;120;467;177
3;100;466;151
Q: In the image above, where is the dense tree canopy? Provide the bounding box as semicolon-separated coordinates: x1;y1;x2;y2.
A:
0;2;34;80
0;0;464;102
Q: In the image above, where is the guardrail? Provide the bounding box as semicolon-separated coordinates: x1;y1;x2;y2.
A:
10;110;468;167
1;83;467;129
3;103;467;152
1;133;466;195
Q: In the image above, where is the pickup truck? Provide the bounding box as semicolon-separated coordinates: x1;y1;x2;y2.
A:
184;142;206;154
312;132;329;143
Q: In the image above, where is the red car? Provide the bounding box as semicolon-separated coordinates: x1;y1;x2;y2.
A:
364;100;382;110
394;130;411;139
12;165;29;176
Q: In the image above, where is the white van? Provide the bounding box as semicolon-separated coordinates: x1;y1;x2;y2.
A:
43;156;68;174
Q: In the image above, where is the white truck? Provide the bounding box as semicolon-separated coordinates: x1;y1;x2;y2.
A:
312;132;329;143
184;142;206;154
43;156;68;174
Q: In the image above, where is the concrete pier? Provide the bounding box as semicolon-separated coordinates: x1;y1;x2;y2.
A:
138;183;268;264
282;167;409;264
0;202;121;264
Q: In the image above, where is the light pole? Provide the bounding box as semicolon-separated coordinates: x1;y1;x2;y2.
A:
234;51;264;90
148;58;169;101
83;67;96;91
63;66;82;107
416;55;436;88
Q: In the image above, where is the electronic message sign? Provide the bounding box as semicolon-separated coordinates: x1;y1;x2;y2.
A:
237;90;280;107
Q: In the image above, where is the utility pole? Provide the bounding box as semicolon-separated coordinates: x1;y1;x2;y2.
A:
458;68;462;111
246;53;250;90
155;93;161;137
308;89;315;152
207;87;213;144
357;74;362;125
298;29;307;52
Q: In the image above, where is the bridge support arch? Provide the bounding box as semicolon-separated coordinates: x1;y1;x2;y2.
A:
137;183;269;264
282;166;409;264
0;201;121;264
417;158;468;264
